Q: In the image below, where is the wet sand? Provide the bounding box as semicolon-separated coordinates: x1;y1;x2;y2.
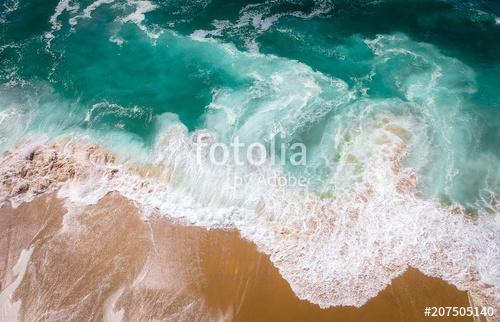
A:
0;192;475;321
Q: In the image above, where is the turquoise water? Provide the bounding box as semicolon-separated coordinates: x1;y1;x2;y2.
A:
1;0;499;209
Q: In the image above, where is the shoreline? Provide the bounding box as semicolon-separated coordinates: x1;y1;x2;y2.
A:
0;138;497;312
0;192;476;321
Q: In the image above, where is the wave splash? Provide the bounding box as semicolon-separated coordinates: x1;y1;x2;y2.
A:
0;119;498;309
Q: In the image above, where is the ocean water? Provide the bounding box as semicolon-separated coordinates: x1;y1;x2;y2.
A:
1;0;499;308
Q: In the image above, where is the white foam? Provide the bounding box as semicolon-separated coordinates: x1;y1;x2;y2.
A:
119;0;161;40
121;0;156;25
65;0;160;41
68;0;115;27
45;0;79;47
0;0;18;23
103;288;125;322
1;0;19;21
0;94;33;152
190;0;333;52
109;35;124;46
84;101;152;125
203;58;352;141
190;20;231;41
0;248;33;322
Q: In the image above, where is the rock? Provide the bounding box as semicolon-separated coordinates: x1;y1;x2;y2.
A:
16;183;29;194
26;150;35;161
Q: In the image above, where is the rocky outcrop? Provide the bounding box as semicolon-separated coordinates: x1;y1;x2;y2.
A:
0;141;117;205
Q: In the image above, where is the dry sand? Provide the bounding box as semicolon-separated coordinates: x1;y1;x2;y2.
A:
0;192;474;321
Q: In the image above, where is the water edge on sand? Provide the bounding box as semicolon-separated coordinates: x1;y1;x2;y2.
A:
0;192;474;321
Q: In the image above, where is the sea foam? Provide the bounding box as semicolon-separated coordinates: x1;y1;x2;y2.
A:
0;120;498;310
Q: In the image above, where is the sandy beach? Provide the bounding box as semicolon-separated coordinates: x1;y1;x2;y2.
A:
0;192;474;321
